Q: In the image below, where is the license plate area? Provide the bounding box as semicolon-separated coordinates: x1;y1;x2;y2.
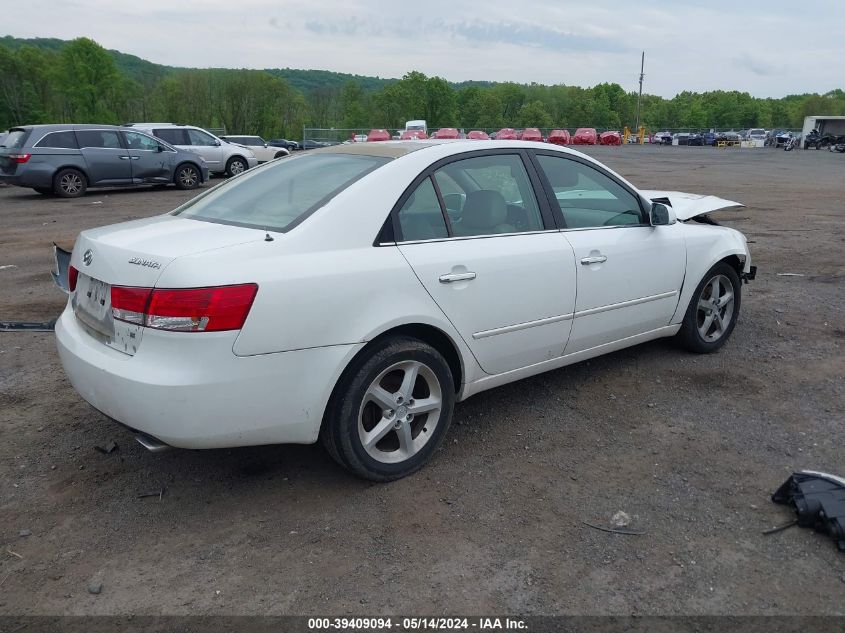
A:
72;274;144;355
73;274;113;339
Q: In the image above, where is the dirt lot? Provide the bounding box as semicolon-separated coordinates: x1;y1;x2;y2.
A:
0;146;843;616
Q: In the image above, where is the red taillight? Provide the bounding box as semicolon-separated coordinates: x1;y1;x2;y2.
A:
9;153;31;164
68;266;79;293
111;286;153;325
110;284;257;332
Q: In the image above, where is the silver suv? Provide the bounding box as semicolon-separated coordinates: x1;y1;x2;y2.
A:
125;124;258;177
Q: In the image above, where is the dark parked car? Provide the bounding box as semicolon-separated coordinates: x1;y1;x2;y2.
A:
701;131;718;146
267;138;301;151
0;124;208;197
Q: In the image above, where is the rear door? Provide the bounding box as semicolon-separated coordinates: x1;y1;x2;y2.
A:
76;129;132;185
532;152;686;353
396;151;576;375
122;130;172;183
186;128;224;170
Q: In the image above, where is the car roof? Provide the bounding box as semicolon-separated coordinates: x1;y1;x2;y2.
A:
11;124;124;132
312;139;592;161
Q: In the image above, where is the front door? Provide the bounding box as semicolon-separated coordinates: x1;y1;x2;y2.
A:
396;152;576;375
532;152;686;354
122;131;171;183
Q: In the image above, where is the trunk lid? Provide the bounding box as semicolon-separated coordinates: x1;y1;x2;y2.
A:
641;190;744;221
69;215;265;355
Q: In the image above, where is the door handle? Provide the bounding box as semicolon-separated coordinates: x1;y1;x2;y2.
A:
130;156;141;160
439;272;477;283
119;156;131;160
580;255;607;265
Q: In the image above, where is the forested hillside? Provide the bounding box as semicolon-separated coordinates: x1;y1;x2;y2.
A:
1;36;844;139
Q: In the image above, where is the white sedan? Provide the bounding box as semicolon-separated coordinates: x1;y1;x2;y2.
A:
55;140;755;480
220;135;290;163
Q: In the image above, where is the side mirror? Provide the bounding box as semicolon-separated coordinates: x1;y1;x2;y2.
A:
155;144;164;153
650;202;676;226
213;140;221;147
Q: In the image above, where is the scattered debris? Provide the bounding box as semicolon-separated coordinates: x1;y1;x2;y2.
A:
91;201;103;205
94;441;118;455
19;529;31;538
88;580;103;595
762;520;798;535
776;273;804;277
772;471;845;551
6;548;23;559
138;488;165;500
611;511;632;527
581;521;646;536
0;320;56;332
0;265;16;271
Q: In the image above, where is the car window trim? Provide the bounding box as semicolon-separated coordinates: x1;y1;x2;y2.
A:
527;149;649;229
122;130;177;153
387;148;557;244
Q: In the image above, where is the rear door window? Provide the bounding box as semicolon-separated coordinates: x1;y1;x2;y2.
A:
35;131;79;149
123;131;163;151
154;128;189;145
76;130;123;149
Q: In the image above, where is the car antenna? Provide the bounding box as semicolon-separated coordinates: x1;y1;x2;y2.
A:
264;229;274;242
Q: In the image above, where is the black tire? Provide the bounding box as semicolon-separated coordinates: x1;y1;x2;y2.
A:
53;168;87;198
225;156;248;177
33;187;53;195
174;163;201;190
273;151;288;159
320;336;455;481
677;261;742;354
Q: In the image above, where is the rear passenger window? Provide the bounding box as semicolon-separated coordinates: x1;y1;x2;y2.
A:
154;129;189;145
434;154;544;237
35;131;78;149
76;130;122;149
398;178;449;242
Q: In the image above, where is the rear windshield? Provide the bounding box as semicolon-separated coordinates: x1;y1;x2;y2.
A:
173;153;389;232
1;129;30;150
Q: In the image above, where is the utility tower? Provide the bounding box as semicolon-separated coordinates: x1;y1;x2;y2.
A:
635;51;645;132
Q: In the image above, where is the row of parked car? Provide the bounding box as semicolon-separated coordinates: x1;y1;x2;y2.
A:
350;127;624;145
0;123;301;198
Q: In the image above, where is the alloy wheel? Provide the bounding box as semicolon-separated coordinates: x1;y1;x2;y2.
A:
60;173;83;195
357;360;443;464
696;274;735;342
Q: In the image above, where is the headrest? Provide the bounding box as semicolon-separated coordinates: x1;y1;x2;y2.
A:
462;190;508;228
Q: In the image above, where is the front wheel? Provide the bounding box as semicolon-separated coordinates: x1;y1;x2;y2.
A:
677;262;742;353
174;163;200;190
320;336;455;481
225;156;248;177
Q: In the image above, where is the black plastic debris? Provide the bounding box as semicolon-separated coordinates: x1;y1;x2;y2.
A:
0;320;56;332
772;471;845;552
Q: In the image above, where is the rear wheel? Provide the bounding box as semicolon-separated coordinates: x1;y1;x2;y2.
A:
225;156;248;177
53;168;87;198
677;262;741;353
320;336;455;481
174;163;200;190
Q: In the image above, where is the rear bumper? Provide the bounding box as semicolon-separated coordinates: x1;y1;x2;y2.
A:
0;168;53;188
55;305;363;448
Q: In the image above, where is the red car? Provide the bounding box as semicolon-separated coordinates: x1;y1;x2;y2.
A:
432;128;460;139
400;130;428;140
599;131;622;146
467;130;490;140
547;129;571;145
520;128;543;142
366;129;391;142
572;128;598;145
495;128;518;140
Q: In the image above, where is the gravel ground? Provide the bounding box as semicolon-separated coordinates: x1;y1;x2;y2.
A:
0;146;843;616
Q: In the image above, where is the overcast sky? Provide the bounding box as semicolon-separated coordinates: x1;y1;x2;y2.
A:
5;0;844;97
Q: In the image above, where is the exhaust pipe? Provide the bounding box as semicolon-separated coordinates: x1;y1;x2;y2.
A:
134;431;172;453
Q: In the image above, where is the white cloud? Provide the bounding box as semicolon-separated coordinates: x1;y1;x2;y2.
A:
4;0;844;97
